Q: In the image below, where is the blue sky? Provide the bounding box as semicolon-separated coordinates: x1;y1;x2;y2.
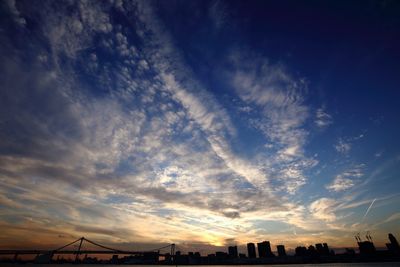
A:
0;0;400;253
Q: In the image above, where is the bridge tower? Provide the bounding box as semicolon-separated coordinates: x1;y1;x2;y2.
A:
75;237;84;262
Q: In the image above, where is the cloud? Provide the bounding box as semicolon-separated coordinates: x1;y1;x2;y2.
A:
315;108;333;128
132;2;285;196
226;51;317;193
0;1;293;248
334;138;351;154
334;134;365;155
0;193;22;209
326;165;364;192
40;1;112;59
327;176;354;192
309;198;337;222
3;0;26;26
238;106;252;113
208;0;228;30
374;213;400;227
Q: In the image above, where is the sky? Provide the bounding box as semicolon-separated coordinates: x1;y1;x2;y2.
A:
0;0;400;254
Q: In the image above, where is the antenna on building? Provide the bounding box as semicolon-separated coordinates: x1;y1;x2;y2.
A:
355;233;361;242
365;231;373;242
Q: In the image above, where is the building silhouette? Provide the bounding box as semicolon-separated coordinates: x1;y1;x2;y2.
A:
247;243;256;258
315;243;330;256
315;243;323;254
3;232;400;265
386;233;400;255
323;243;330;255
228;246;238;258
295;246;307;257
277;245;286;257
215;251;228;259
358;241;376;255
308;245;318;258
257;241;274;258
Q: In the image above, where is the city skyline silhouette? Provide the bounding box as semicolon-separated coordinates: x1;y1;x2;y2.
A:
1;232;400;264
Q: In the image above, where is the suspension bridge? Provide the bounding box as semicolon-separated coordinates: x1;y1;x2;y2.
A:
0;237;175;263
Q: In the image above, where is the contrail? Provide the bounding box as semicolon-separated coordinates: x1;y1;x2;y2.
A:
362;198;376;220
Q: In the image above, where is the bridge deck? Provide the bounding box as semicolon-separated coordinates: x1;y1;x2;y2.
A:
0;237;174;257
0;250;156;255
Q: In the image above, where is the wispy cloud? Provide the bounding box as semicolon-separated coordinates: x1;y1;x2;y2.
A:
373;213;400;228
309;198;337;222
3;0;26;26
315;108;333;128
326;165;364;192
208;0;228;30
334;134;365;155
334;138;352;154
226;51;317;193
0;0;289;247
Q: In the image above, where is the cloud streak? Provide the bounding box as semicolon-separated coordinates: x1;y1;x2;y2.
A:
362;198;376;220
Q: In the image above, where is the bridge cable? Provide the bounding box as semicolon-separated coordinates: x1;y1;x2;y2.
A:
53;237;83;252
152;243;174;251
83;237;126;253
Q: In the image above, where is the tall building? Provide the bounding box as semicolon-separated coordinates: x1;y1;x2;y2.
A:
215;252;228;259
315;243;324;255
277;245;286;257
387;233;400;254
228;246;238;258
257;241;274;258
358;241;376;255
315;243;329;255
247;243;256;258
323;243;330;255
389;234;400;250
295;246;307;257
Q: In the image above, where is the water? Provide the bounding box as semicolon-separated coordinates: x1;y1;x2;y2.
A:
1;264;400;267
